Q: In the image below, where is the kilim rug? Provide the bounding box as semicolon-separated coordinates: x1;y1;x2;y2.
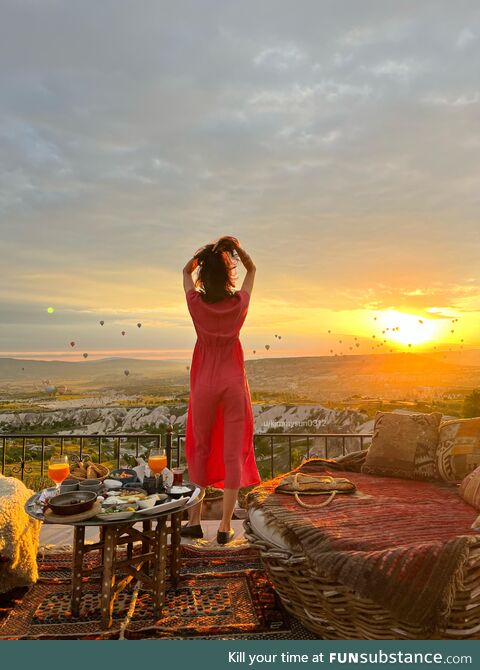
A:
0;544;317;640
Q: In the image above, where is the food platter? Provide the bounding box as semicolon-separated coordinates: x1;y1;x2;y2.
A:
135;496;189;516
26;478;202;526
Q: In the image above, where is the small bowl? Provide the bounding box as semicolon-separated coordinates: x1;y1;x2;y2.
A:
48;491;97;516
60;480;78;493
104;478;123;490
168;483;195;499
109;468;138;484
79;480;103;492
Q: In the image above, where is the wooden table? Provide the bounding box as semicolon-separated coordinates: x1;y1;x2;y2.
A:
25;491;204;629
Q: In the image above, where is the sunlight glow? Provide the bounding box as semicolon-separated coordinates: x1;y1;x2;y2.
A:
377;311;439;346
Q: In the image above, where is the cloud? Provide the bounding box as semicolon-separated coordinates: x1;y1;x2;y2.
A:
253;44;307;70
1;0;480;351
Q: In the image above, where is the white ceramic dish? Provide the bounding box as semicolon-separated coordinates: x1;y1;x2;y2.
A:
102;496;123;506
137;494;160;510
103;479;123;490
169;485;193;495
136;497;188;516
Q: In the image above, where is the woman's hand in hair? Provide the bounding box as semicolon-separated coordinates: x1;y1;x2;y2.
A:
183;257;199;275
212;236;239;255
234;244;256;273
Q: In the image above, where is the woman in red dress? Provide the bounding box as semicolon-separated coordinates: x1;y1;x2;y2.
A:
182;236;261;544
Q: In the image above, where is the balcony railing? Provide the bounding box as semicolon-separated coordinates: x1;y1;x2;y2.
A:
0;428;373;486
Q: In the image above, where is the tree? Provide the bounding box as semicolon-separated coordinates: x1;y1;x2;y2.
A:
463;389;480;418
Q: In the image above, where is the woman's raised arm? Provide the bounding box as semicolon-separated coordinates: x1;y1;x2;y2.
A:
235;245;256;295
182;257;198;293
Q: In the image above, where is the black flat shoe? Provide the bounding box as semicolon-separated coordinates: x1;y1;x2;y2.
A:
217;529;235;545
180;524;203;539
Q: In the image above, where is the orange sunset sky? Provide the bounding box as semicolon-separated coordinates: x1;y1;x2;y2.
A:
1;2;479;361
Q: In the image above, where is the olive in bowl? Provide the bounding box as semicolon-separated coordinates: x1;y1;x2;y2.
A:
48;491;97;516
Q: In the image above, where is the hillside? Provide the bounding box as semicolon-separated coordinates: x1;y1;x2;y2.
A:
1;352;480;404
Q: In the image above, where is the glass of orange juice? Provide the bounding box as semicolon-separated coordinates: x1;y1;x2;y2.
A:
148;448;167;490
48;455;70;492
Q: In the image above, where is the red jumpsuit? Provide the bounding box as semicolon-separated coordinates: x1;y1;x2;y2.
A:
184;288;261;489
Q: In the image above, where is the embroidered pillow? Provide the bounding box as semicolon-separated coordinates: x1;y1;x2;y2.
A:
459;465;480;511
361;411;442;481
437;418;480;483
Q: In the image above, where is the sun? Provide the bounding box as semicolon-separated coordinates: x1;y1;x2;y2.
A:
377;311;438;346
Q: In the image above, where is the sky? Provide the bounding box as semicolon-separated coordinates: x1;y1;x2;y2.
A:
1;0;480;361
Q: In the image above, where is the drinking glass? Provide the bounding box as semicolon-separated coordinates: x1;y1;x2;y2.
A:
148;448;167;490
48;455;70;492
172;467;185;486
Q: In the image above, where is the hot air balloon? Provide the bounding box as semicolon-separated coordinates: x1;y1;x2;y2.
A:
265;344;270;351
327;330;331;334
121;331;126;336
100;320;104;326
83;353;88;359
253;350;256;354
330;349;334;353
124;369;130;376
451;330;455;334
21;367;25;371
338;340;342;344
355;343;359;347
419;320;423;325
274;334;278;338
70;341;75;347
137;323;142;328
278;336;282;339
374;317;377;320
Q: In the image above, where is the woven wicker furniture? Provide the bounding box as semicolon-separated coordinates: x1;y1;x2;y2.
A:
244;519;480;639
245;463;480;640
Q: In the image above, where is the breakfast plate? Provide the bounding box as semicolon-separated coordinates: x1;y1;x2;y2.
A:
136;497;189;516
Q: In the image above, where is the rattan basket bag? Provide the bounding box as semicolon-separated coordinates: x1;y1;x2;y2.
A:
275;472;356;508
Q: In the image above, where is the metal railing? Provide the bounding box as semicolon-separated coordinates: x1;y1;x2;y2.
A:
0;428;373;484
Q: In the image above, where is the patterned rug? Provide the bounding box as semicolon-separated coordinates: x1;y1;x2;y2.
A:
0;544;317;640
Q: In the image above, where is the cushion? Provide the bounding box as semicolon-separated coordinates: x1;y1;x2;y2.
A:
361;411;442;481
459;465;480;510
437;418;480;483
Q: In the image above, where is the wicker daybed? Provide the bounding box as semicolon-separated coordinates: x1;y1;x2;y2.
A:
245;460;480;640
